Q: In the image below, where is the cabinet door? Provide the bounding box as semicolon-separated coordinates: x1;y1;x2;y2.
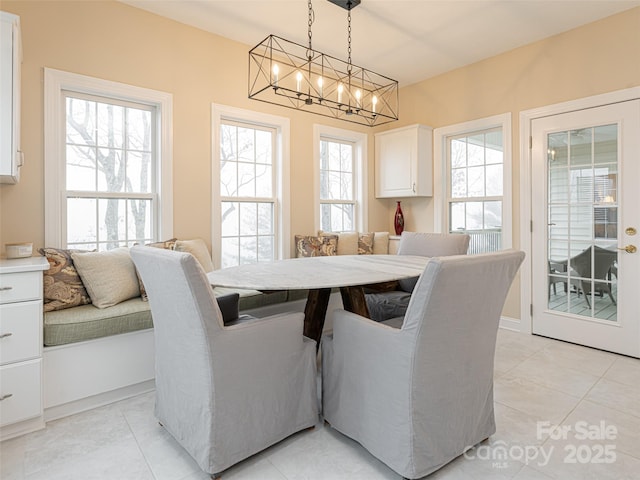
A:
0;359;42;426
375;128;417;198
0;12;20;184
0;301;41;365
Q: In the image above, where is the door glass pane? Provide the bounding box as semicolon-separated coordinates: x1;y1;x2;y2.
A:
547;125;618;322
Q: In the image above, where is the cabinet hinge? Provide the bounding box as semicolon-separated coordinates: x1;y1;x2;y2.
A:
529;136;533;149
530;304;533;316
530;220;533;233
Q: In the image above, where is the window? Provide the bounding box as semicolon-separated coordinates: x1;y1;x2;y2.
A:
64;93;156;250
319;138;355;231
219;121;276;267
212;105;290;266
44;69;173;249
314;125;367;232
434;114;512;253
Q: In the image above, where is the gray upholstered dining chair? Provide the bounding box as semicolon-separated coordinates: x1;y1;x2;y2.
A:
323;249;525;479
130;246;318;479
365;231;470;321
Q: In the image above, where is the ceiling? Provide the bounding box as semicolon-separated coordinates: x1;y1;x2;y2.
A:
120;0;640;87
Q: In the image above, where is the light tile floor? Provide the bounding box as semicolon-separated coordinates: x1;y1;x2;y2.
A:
2;329;640;480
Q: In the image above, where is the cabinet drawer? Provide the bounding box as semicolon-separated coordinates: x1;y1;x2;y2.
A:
0;301;41;365
0;271;41;304
0;359;42;427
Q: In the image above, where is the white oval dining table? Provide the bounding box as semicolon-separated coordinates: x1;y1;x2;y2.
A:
207;254;430;344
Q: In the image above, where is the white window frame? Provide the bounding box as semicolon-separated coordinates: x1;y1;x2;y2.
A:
433;113;512;249
44;68;173;248
313;124;368;232
212;104;290;263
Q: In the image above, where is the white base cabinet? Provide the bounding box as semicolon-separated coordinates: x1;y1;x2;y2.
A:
375;124;433;198
0;257;49;440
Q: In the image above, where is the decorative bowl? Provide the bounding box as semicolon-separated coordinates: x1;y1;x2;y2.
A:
5;242;33;259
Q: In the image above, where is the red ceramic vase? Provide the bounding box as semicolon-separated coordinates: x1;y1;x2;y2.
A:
394;201;404;236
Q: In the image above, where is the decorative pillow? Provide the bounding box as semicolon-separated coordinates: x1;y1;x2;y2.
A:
71;248;141;309
358;232;375;255
373;231;390;255
318;231;359;255
134;238;177;301
39;248;92;312
145;238;177;250
174;239;215;273
295;235;338;258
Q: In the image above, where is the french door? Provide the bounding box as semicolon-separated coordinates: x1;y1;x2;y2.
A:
531;100;640;357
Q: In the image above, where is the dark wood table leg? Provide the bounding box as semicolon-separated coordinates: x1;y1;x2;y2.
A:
340;286;370;318
303;288;332;347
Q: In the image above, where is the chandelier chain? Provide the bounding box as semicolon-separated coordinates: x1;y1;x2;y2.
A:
307;0;314;55
347;3;352;71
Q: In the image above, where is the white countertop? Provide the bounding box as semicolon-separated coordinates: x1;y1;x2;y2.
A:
0;256;49;274
207;254;430;290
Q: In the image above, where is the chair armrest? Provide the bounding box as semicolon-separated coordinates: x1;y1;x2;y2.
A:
323;310;412;424
330;309;409;364
215;293;240;325
215;311;310;362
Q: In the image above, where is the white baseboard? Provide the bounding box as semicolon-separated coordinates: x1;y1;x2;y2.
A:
499;315;521;332
44;379;155;422
0;415;45;442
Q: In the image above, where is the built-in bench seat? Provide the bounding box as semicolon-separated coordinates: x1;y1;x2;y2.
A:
44;288;310;347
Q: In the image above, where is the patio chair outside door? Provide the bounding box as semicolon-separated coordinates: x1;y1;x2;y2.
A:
531;100;640;358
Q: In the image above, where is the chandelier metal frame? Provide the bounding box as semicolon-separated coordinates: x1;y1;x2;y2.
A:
248;0;399;127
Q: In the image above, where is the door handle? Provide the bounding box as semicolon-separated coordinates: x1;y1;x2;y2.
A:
617;245;637;254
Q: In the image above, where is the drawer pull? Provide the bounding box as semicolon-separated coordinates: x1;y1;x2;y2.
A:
0;332;13;339
0;394;13;401
0;286;13;291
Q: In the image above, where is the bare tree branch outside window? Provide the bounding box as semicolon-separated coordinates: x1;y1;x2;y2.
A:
65;96;154;250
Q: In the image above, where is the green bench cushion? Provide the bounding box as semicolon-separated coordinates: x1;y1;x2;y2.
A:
44;298;153;346
44;288;309;346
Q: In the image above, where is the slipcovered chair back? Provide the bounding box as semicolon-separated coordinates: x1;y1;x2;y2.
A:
397;231;471;256
401;250;524;474
323;249;524;479
131;247;222;471
131;246;318;477
396;232;470;293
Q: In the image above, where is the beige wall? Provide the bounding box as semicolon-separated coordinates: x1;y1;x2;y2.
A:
1;1;639;320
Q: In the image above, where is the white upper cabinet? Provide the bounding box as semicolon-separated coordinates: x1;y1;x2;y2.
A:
0;11;22;184
375;124;433;198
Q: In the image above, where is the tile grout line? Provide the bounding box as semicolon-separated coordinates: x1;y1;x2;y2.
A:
118;402;159;480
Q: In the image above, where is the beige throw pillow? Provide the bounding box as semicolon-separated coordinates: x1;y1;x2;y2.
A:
174;239;215;273
373;232;390;255
71;248;141;309
318;231;359;255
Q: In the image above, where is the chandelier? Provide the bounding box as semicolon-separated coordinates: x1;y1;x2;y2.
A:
248;0;399;127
